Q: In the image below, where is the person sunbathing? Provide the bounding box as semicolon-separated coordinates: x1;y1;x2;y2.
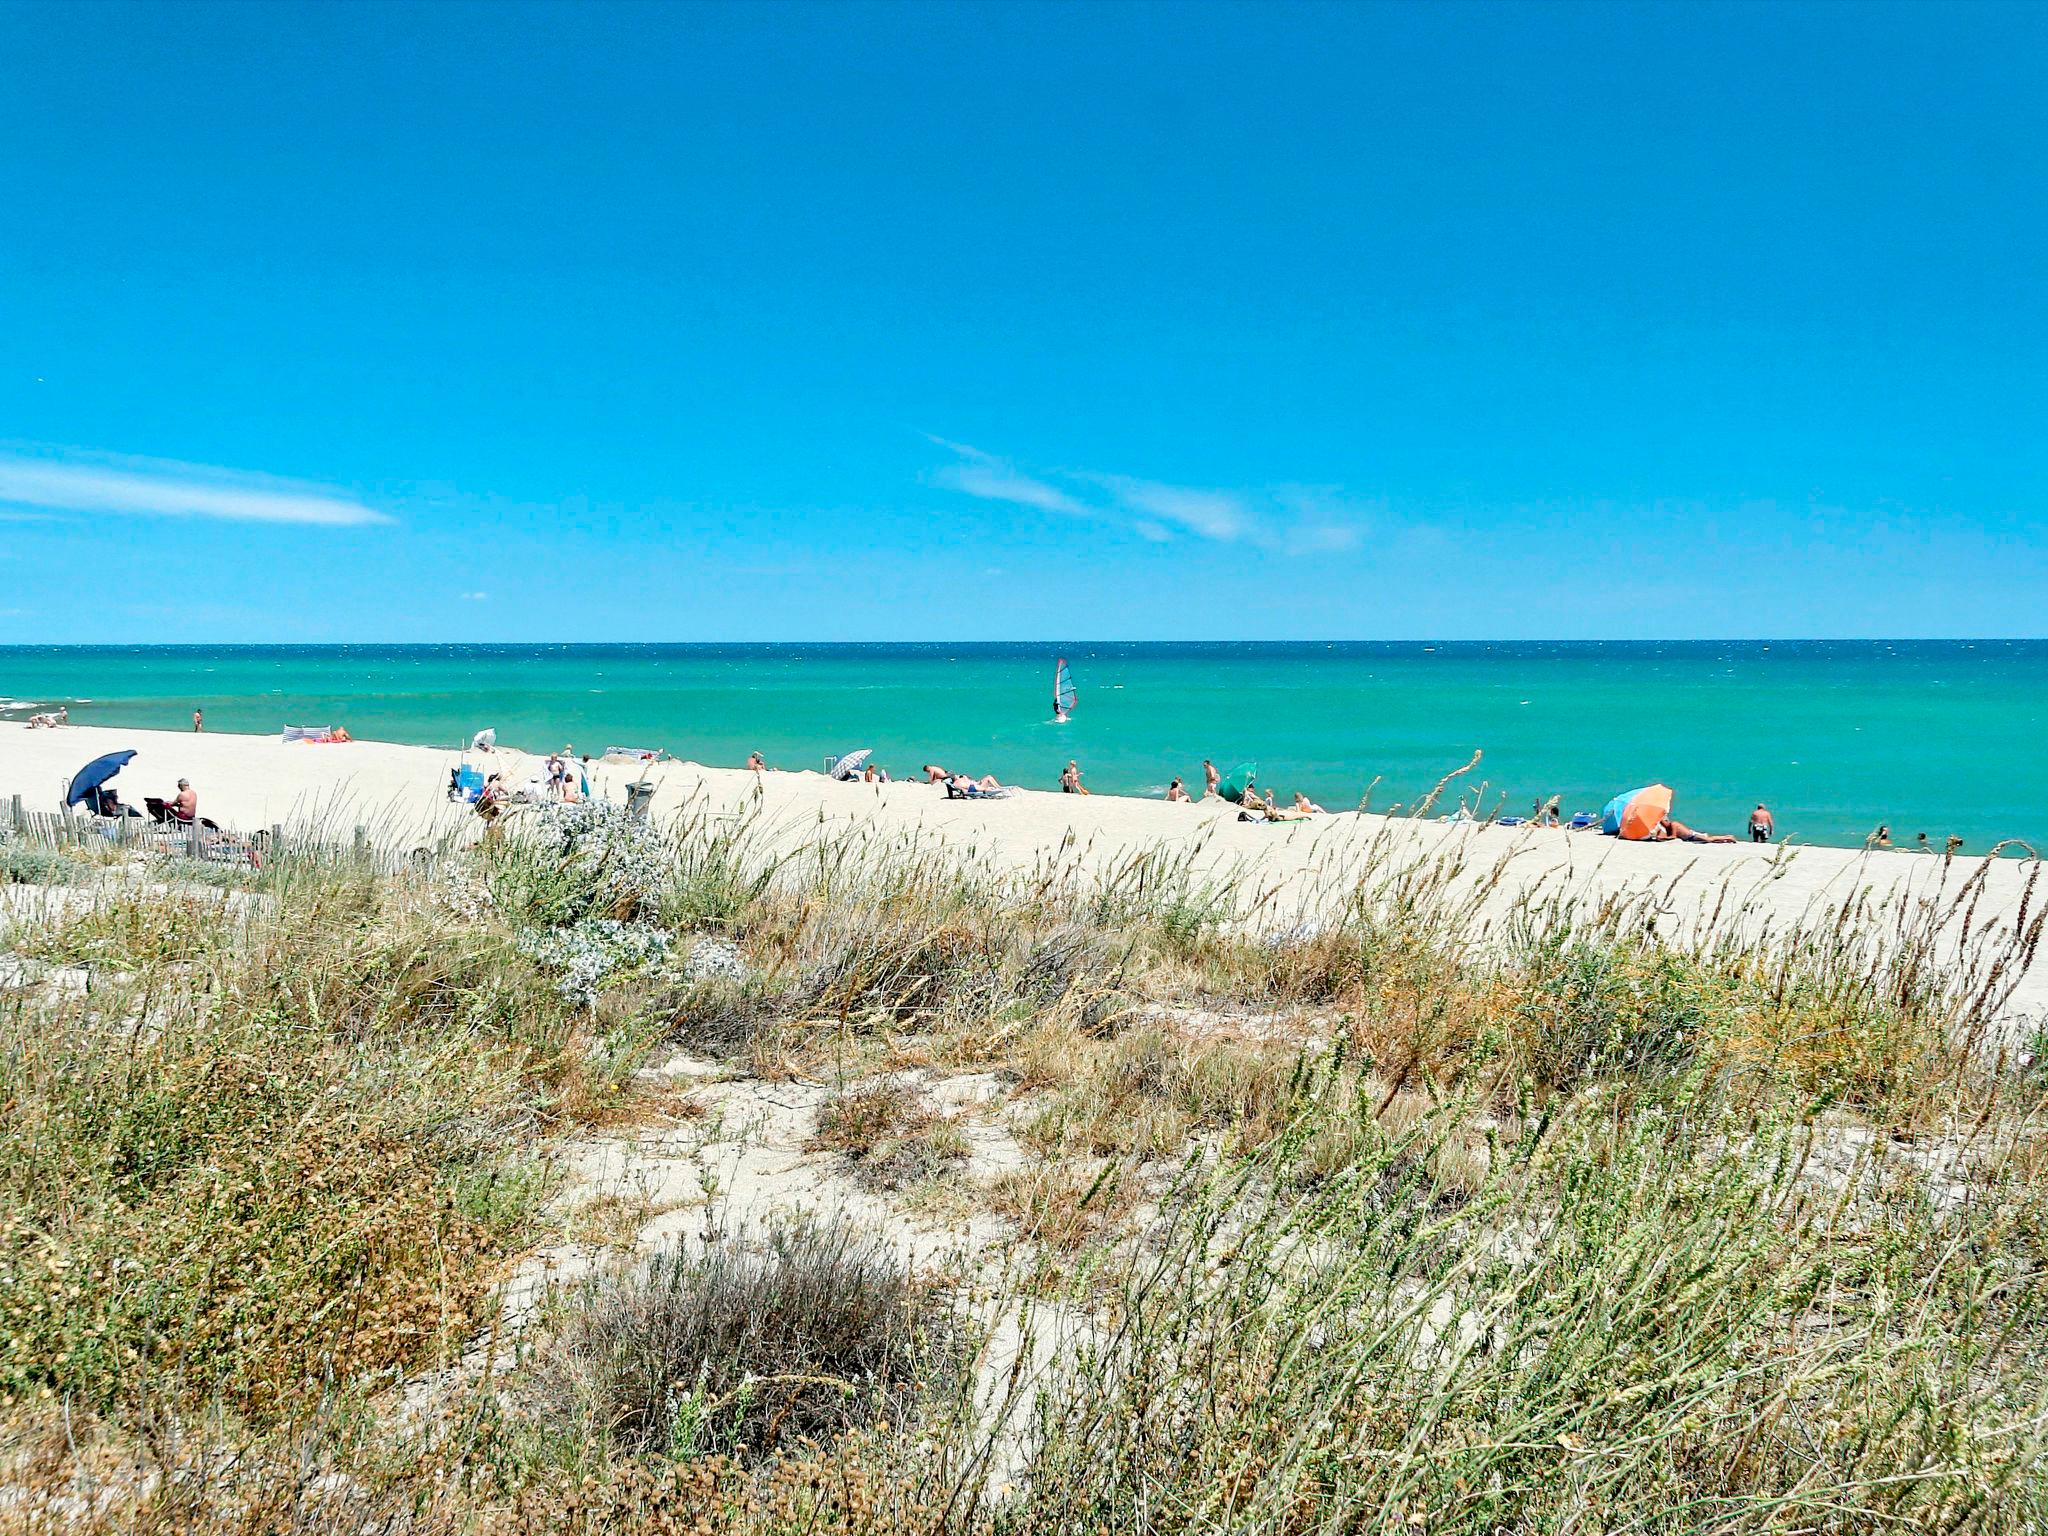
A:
1165;776;1191;802
1236;789;1307;823
1292;791;1325;815
947;772;1004;792
1654;816;1736;844
170;779;198;824
746;751;768;772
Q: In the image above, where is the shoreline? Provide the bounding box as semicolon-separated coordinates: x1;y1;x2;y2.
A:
5;721;2043;1027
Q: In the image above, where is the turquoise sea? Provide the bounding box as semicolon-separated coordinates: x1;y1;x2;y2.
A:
3;642;2044;853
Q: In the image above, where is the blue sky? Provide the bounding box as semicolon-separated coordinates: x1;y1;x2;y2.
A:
2;0;2044;642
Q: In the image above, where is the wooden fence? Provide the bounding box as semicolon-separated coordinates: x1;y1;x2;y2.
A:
4;794;404;871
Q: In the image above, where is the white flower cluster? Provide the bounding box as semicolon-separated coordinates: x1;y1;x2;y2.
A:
531;798;672;916
431;863;496;921
516;917;674;1006
684;936;751;984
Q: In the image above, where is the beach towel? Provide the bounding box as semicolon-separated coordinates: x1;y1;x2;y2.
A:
946;783;1016;800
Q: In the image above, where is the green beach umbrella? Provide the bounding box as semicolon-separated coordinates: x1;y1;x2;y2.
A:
1219;761;1258;804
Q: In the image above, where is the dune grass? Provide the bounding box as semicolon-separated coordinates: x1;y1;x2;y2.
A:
0;796;2042;1531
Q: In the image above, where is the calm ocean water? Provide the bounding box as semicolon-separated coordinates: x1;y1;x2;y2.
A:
3;642;2043;852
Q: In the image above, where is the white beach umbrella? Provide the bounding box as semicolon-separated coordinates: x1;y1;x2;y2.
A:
828;748;873;781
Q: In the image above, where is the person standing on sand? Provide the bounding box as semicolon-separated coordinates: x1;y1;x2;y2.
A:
1203;760;1220;798
192;708;203;733
1061;760;1089;794
1749;804;1774;843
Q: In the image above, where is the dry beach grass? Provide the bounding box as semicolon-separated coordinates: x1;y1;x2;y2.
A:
0;777;2043;1531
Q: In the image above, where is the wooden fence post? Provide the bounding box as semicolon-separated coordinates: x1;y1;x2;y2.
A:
8;795;20;830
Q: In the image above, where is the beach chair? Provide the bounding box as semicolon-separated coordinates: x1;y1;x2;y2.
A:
945;782;1016;800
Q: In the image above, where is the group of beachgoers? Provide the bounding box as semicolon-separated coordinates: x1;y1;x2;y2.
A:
462;744;599;825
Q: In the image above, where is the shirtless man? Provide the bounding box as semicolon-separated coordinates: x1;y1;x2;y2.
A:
747;751;768;772
1202;760;1220;798
170;779;198;824
1749;804;1774;842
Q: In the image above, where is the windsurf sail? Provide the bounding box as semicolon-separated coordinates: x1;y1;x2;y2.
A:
1053;656;1077;717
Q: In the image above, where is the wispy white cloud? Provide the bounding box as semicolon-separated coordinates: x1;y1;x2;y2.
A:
1092;475;1250;542
926;437;1367;554
460;591;489;601
1291;523;1364;553
931;460;1089;517
0;445;393;527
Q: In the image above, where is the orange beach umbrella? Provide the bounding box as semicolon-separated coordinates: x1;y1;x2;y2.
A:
1600;783;1674;841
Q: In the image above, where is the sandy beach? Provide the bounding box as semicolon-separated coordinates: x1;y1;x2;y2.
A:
5;720;2043;1026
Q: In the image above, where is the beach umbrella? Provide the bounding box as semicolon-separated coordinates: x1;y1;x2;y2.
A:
66;749;136;809
828;748;873;782
1600;783;1674;841
1219;761;1259;804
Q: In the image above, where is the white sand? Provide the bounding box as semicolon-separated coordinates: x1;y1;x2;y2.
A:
5;722;2042;1026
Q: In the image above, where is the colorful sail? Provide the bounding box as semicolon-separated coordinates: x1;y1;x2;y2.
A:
1053;657;1077;716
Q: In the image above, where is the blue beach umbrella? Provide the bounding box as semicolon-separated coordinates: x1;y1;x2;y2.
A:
66;749;137;809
